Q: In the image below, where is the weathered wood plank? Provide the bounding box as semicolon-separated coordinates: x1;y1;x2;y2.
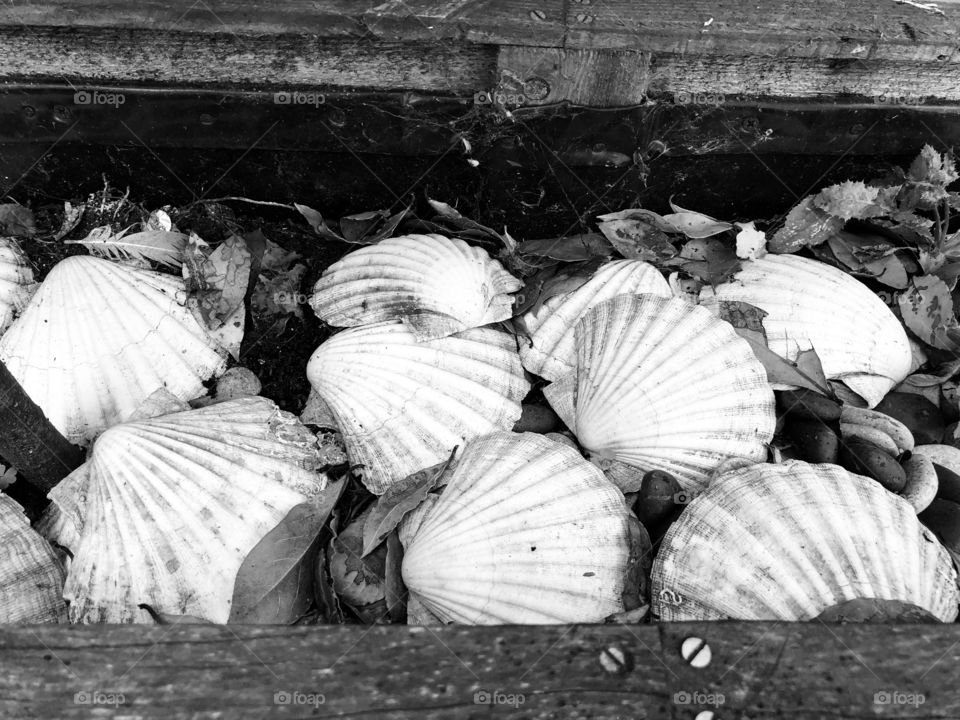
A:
0;28;495;93
1;623;959;719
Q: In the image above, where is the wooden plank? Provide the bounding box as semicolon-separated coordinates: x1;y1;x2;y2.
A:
0;27;495;93
1;622;959;718
495;47;650;107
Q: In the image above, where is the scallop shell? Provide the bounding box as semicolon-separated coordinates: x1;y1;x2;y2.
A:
0;238;35;334
399;432;632;624
310;234;521;340
37;396;326;623
0;255;228;445
543;294;775;492
0;493;67;623
519;259;671;381
306;323;529;494
699;254;912;407
651;460;959;621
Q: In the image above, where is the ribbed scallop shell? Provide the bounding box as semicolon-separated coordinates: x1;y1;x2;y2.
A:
0;493;66;623
37;397;325;623
519;259;671;381
399;432;632;624
0;238;35;334
311;234;521;340
543;294;775;492
0;255;228;445
651;460;959;621
699;254;912;407
307;323;529;494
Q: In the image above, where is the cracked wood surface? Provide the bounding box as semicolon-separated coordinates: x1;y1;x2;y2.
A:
2;622;959;718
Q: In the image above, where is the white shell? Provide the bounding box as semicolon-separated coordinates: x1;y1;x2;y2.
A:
310;234;521;340
519;260;671;381
651;460;959;622
543;294;775;492
37;397;325;623
306;323;529;494
0;238;35;334
0;255;228;445
399;432;632;624
0;493;66;623
699;254;912;407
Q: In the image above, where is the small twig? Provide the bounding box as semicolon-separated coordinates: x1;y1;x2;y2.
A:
893;0;946;16
186;197;298;211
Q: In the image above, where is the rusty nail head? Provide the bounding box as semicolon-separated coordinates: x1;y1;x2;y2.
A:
21;105;36;119
52;104;73;123
681;637;711;668
523;77;551;101
599;646;633;675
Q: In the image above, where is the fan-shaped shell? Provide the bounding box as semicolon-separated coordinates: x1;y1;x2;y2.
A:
399;432;632;624
310;234;521;340
543;294;775;492
306;323;529;494
519;259;671;381
699;254;912;407
651;460;959;621
37;397;325;623
0;493;66;623
0;238;35;334
0;255;228;445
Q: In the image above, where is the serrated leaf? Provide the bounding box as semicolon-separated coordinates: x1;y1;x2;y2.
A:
0;204;36;236
909;144;959;187
68;229;187;268
898;275;960;352
228;478;345;624
361;448;457;557
812;180;882;220
770;197;845;253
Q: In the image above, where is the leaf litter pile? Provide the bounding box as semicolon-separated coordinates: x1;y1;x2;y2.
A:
4;147;960;626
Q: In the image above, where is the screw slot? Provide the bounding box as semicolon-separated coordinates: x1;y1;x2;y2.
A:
740;116;760;132
598;646;633;675
680;637;712;668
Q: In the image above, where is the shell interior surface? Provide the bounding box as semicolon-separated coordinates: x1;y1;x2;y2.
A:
651;460;960;622
38;396;326;623
519;259;671;381
306;323;529;494
543;294;776;491
399;432;632;624
0;255;228;445
0;493;67;623
310;234;521;340
0;238;35;334
699;254;912;407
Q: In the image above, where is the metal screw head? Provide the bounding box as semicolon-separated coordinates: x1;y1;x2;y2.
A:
740;116;760;132
199;113;215;126
20;104;36;119
849;123;865;135
528;8;547;20
599;646;633;675
52;104;73;123
680;637;711;668
523;77;551;101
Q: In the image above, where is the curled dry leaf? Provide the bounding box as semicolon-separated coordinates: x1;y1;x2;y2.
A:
595;209;679;264
53;202;86;241
228;477;346;624
517;233;614;262
664;200;733;238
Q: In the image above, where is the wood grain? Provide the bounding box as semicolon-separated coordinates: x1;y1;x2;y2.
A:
2;622;959;718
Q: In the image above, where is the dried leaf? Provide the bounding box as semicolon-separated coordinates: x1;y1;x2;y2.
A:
898;275;960;352
189;234;251;330
596;210;678;264
361;448;457;557
228;478;346;624
427;198;506;246
663;201;733;238
518;233;614;261
676;239;741;285
384;531;406;623
0;204;36;236
52;202;85;241
513;260;601;319
295;203;347;243
769;197;845;253
0;465;16;490
330;510;388;619
68;228;187;268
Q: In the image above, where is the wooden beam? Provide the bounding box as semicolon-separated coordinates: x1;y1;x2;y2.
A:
1;622;958;718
